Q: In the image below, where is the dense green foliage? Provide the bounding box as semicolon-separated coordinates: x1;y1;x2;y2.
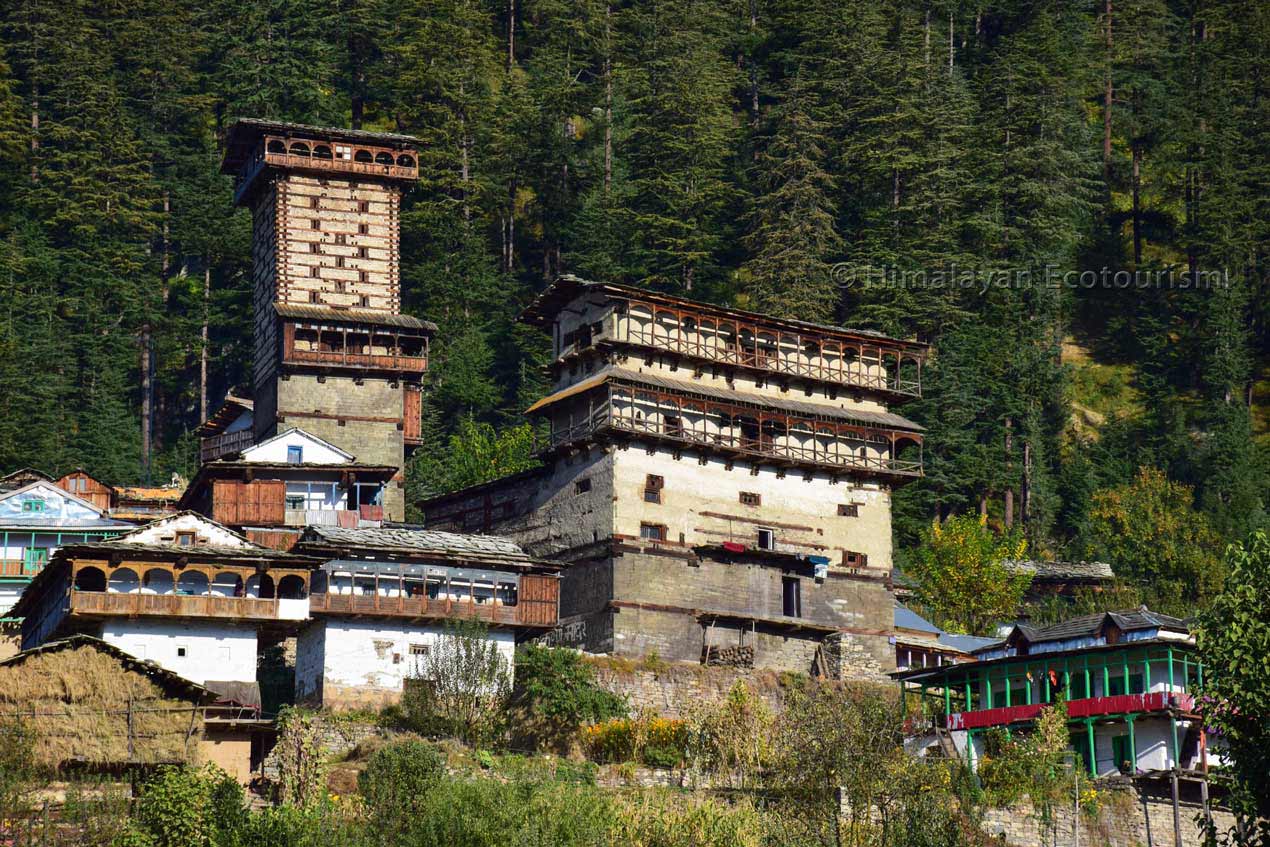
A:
398;619;512;746
510;645;628;750
907;513;1030;635
1196;532;1270;846
0;0;1264;589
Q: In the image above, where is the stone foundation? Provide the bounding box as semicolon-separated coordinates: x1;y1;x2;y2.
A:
980;777;1236;847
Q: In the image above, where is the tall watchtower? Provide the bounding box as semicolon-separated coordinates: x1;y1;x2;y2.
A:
221;120;435;521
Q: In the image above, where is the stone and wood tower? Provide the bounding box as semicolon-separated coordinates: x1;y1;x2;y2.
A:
421;276;927;679
221;120;435;521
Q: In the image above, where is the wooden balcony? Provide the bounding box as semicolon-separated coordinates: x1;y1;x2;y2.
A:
284;347;428;373
547;408;923;479
0;560;38;577
70;590;289;622
310;575;558;629
941;691;1196;731
201;429;255;463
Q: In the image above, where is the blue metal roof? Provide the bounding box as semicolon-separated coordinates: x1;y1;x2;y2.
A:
894;604;941;634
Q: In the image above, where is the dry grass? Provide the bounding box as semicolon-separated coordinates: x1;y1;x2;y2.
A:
0;646;203;768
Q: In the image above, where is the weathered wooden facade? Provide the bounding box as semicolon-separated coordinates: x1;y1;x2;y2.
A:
291;525;561;709
221;119;435;521
421;276;926;679
180;428;397;550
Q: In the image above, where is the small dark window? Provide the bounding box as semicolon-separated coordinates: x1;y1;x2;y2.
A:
309;290;321;304
640;523;667;542
359;223;369;235
310;218;320;230
782;576;801;618
335;233;347;246
309;196;319;209
310;242;320;254
739;491;761;507
359;200;370;213
310;266;320;278
176;646;187;658
844;551;868;568
335;256;346;269
575;478;591;494
664;415;683;437
360;295;370;307
838;504;859;517
358;246;369;259
175;531;196;547
644;474;663;504
757;528;775;550
410;643;429;656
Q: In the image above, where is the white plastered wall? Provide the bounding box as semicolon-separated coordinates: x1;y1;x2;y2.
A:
98;619;258;685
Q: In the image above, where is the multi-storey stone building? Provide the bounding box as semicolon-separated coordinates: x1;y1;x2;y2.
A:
421;276;927;677
220;120;435;521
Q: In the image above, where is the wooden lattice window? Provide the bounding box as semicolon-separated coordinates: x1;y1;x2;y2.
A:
844;551;868;568
643;474;663;504
739;491;761;507
837;504;859;517
640;522;667;542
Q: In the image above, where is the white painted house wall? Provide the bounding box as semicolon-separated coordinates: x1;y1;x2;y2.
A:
98;619;258;685
295;619;515;703
242;429;351;465
120;513;253;548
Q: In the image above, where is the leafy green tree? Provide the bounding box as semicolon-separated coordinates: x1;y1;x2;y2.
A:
511;645;628;750
1083;467;1224;612
906;513;1030;636
1196;531;1270;845
401;618;513;746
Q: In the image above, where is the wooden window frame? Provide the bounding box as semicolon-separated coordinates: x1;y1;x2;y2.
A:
739;491;761;507
639;522;667;542
837;503;859;517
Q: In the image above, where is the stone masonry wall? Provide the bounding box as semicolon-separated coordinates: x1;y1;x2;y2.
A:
980;778;1236;847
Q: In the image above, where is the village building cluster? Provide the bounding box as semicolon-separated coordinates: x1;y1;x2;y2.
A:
0;119;1212;811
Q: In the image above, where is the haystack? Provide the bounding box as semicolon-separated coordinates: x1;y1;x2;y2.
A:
0;639;208;768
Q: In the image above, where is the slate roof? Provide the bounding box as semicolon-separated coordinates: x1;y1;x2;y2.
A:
300;525;542;565
522;276;925;351
526;366;925;432
1004;559;1115;581
53;540;311;562
989;607;1189;654
273;303;436;332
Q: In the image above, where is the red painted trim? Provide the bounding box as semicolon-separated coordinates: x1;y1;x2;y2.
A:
943;691;1193;730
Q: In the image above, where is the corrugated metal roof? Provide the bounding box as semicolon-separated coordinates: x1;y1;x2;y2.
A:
894;605;941;634
302;525;531;560
937;632;1001;653
526;367;924;431
273;303;437;332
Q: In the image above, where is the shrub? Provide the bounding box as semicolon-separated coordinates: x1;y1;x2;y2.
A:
133;767;213;847
582;713;689;768
686;682;774;788
273;708;328;808
511;645;628;750
400;618;512;747
358;738;443;827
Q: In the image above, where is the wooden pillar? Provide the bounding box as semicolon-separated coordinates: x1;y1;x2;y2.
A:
1086;719;1097;777
1127;715;1137;774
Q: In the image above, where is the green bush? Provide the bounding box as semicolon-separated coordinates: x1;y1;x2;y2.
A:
133;767;213;847
358;738;444;825
512;645;628;750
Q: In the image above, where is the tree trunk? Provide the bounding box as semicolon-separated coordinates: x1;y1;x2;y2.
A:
140;328;152;484
200;264;210;425
1003;417;1014;529
1132;145;1142;264
604;7;613;194
1103;0;1113;178
507;0;515;71
30;81;38;183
